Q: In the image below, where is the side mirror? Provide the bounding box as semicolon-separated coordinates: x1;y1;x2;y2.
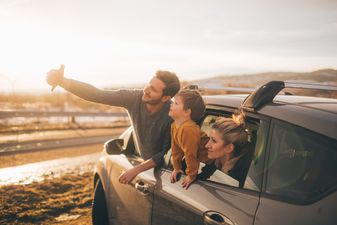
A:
105;139;124;155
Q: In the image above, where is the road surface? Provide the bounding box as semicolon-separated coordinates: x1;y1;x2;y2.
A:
0;127;126;185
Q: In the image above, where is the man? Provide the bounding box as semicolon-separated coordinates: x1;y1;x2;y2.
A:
46;65;180;184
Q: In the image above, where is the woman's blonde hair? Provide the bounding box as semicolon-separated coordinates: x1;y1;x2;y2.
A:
211;110;248;156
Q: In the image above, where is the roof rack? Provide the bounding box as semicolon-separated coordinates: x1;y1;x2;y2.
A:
241;81;337;112
186;81;337;112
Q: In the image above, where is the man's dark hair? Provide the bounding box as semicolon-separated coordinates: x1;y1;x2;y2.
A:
176;89;205;122
155;70;180;97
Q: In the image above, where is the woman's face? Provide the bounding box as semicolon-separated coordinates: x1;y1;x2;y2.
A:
206;129;231;159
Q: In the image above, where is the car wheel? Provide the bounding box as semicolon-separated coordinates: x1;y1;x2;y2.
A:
92;178;109;225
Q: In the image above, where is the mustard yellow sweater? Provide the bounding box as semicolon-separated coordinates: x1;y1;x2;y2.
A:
171;120;211;179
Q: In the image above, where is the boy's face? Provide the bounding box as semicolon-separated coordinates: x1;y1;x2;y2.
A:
169;96;189;120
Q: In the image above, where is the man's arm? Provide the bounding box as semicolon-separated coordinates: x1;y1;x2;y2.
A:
61;78;136;107
118;159;156;184
46;64;137;108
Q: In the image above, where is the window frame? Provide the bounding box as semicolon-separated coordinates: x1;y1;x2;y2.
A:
121;127;144;163
164;105;269;192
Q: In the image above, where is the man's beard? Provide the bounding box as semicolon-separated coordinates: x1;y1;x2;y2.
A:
143;98;162;105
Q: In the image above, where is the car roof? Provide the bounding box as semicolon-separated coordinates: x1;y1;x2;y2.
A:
204;94;337;140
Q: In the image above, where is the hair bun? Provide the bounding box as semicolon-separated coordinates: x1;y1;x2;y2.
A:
232;110;245;126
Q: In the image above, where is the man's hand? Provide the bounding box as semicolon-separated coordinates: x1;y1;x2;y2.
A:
170;169;183;183
118;167;140;184
181;175;196;190
118;159;156;185
46;64;65;91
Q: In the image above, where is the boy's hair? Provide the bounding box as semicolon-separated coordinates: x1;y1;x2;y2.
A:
155;70;180;98
211;111;248;156
176;89;205;122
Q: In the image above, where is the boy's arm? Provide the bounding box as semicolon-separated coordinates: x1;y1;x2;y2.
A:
180;127;200;180
171;134;185;183
171;126;184;171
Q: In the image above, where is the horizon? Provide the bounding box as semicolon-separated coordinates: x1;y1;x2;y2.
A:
1;67;336;94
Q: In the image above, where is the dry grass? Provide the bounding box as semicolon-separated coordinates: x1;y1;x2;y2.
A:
0;144;109;224
0;172;93;224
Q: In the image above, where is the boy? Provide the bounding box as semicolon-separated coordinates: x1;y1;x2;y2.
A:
168;89;212;189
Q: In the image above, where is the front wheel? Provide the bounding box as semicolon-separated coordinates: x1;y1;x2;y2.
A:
92;179;109;225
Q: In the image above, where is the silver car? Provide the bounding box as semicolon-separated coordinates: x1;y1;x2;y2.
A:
92;81;337;225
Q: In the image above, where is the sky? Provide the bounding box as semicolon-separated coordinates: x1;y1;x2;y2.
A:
0;0;337;92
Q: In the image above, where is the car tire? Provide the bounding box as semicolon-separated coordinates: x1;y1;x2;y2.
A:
92;178;110;225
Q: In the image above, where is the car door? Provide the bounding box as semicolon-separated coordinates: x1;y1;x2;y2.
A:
151;111;269;225
105;127;156;225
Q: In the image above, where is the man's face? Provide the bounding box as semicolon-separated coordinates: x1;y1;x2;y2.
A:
142;77;167;105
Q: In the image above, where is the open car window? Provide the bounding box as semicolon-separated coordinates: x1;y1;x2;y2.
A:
165;111;265;191
199;113;263;190
198;162;240;187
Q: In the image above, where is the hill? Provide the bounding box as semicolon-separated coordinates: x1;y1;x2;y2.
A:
189;68;337;88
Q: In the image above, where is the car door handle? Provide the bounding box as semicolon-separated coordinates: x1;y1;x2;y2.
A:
204;211;234;225
135;181;150;195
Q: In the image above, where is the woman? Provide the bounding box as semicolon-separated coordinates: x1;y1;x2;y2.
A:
199;112;251;187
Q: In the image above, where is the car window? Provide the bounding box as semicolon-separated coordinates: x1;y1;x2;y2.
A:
164;112;263;191
266;121;337;204
199;113;261;189
198;162;240;187
198;114;241;187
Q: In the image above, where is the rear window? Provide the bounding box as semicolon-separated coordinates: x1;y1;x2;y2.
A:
266;121;337;204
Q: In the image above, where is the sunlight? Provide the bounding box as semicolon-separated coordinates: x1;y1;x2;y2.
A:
0;153;99;186
0;16;120;85
0;20;154;91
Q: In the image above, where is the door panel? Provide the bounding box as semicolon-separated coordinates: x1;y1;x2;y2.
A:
151;170;259;225
106;155;156;225
255;193;337;225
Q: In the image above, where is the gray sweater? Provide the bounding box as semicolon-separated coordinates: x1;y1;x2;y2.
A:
64;79;172;165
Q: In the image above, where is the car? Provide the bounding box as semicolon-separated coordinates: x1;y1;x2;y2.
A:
92;80;337;225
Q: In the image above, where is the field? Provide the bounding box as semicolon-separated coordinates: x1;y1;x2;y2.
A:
0;144;103;225
1;172;93;224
